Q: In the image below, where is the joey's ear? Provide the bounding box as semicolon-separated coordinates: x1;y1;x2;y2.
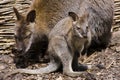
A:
13;7;22;20
79;12;89;23
26;10;36;22
68;12;79;21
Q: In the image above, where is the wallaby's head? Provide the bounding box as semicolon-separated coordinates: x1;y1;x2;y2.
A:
69;12;92;51
68;12;91;39
12;7;37;68
13;7;36;54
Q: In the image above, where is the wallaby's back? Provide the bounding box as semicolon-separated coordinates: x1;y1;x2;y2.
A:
30;0;114;45
30;0;83;35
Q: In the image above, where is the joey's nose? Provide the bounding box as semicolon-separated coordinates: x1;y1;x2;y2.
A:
82;33;87;38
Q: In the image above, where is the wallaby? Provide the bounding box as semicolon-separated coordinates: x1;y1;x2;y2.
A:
4;12;91;78
10;0;114;78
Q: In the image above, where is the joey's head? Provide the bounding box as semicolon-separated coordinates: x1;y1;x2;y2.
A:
68;12;91;39
13;7;36;54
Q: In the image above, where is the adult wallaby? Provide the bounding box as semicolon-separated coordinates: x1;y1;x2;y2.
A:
10;0;114;77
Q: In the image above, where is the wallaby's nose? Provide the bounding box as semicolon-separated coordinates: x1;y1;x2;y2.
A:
17;48;23;53
12;47;17;52
82;33;87;38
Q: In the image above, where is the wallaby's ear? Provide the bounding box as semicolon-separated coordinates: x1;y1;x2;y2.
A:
26;10;36;23
13;7;22;20
68;12;79;21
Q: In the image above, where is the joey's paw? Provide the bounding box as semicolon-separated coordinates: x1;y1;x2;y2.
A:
74;64;92;71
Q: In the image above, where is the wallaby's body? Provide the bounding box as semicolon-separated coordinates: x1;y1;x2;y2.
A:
9;0;114;78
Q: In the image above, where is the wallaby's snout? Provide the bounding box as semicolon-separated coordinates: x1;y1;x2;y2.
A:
13;7;36;54
17;48;23;53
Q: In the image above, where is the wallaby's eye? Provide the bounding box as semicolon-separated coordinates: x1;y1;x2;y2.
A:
14;35;18;39
14;35;22;41
24;31;32;39
76;26;81;30
86;26;88;29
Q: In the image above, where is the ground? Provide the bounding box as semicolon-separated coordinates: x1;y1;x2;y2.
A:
0;0;120;80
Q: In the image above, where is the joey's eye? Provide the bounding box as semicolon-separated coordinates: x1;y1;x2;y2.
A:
76;27;81;29
86;26;88;29
86;26;89;31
